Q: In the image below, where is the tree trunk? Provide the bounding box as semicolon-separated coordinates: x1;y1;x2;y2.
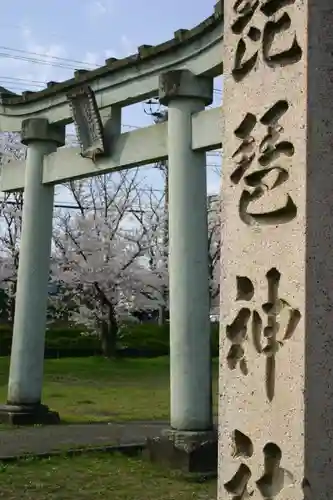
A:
158;278;169;326
100;304;118;358
158;284;169;325
158;304;167;326
8;280;17;324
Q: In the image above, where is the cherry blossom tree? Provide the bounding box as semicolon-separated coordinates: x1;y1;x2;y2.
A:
207;194;221;312
145;108;221;319
51;160;221;357
0;133;26;321
139;188;221;319
51;170;167;357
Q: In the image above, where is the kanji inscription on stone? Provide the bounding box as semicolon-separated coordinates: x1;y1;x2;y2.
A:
225;268;301;401
230;100;297;226
224;431;295;499
231;0;303;81
220;0;333;497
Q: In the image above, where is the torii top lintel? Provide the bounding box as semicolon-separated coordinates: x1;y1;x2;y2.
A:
0;1;223;133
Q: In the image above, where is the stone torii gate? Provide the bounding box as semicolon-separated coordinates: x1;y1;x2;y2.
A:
0;2;222;473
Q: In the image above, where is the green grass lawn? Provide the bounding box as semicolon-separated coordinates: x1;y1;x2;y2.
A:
0;357;219;424
0;453;217;500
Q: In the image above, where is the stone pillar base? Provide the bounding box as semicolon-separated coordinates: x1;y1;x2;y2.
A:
0;404;60;426
146;428;217;475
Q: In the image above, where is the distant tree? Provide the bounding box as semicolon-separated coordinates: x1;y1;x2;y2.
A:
0;132;26;321
51;170;167;358
207;195;221;308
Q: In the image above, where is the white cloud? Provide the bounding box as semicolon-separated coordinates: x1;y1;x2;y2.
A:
119;35;136;57
103;38;136;60
0;26;115;95
85;0;114;19
0;27;72;92
21;27;32;39
0;21;135;98
104;48;117;60
83;51;100;67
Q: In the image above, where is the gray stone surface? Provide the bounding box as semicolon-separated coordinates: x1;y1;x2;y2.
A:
0;403;60;426
159;69;213;105
146;428;217;474
219;1;333;499
21;118;65;146
158;70;213;432
0;420;166;459
7;131;58;408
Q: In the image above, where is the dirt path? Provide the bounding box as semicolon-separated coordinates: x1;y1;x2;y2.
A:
0;420;167;459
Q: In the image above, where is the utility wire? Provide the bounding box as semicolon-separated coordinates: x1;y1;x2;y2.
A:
0;73;221;94
0;46;98;68
0;48;224;92
0;82;43;91
1;131;221;157
0;76;47;84
0;53;85;71
0;198;219;213
0;171;221;206
0;52;223;88
0;199;80;210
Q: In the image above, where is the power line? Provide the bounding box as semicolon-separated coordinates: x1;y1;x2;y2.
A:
0;52;84;71
0;199;80;210
0;76;47;84
0;73;221;94
0;172;221;209
0;49;223;93
0;46;98;68
0;82;43;92
0;200;219;213
1;131;220;148
0;52;224;86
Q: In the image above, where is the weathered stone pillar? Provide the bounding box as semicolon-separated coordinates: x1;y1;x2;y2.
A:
0;118;65;425
147;69;217;474
219;1;333;498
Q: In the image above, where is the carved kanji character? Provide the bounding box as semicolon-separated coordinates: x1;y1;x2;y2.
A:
225;434;295;499
252;268;301;401
225;463;253;499
226;308;251;375
231;100;297;226
231;0;302;81
226;268;301;401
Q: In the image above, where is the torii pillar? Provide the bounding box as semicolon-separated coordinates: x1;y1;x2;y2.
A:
0;118;65;425
146;70;217;474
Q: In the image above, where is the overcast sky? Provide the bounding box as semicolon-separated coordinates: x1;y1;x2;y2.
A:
0;0;222;200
